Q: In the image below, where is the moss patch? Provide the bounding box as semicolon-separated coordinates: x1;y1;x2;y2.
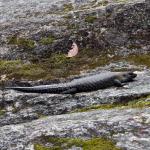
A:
85;15;97;23
127;54;150;68
40;36;56;45
16;64;46;80
114;0;129;3
8;36;35;49
127;44;142;49
67;23;77;30
1;52;150;81
92;0;129;7
0;109;5;116
73;96;150;113
0;60;22;75
63;3;74;12
34;137;121;150
63;14;73;20
96;0;109;7
0;60;46;80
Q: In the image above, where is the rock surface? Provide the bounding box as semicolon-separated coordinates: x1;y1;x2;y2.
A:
0;0;150;150
0;108;149;150
0;65;150;126
0;64;150;150
0;0;149;59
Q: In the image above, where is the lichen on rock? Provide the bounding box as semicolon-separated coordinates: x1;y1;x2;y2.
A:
8;36;36;49
34;136;121;150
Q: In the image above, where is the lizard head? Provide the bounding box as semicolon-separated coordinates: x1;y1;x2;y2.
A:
117;72;137;83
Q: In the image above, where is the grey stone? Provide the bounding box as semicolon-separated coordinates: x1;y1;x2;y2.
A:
0;0;150;150
0;107;149;150
0;0;149;59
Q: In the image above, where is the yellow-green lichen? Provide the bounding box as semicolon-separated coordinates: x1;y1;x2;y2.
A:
63;14;73;20
0;60;46;80
0;49;122;80
92;0;128;8
127;98;150;108
0;109;5;116
127;54;150;68
0;60;22;75
96;0;109;6
127;44;142;49
1;51;150;81
114;0;129;3
34;137;121;150
40;36;56;45
16;64;46;80
85;15;97;23
63;3;74;12
67;23;78;30
8;36;35;49
73;96;150;113
49;53;69;66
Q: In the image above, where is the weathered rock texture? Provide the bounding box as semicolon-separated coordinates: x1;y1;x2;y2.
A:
0;0;150;150
0;108;149;150
0;0;150;59
0;67;150;126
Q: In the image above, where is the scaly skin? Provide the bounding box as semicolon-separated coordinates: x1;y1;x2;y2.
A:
5;72;137;94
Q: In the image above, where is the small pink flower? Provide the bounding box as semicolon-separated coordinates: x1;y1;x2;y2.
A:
67;42;79;57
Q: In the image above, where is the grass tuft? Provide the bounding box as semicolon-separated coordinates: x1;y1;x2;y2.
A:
8;36;35;49
34;137;121;150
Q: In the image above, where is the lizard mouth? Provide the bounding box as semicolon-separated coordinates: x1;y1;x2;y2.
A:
128;72;137;78
119;72;137;83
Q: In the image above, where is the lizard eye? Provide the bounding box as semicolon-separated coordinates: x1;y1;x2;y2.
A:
123;74;127;77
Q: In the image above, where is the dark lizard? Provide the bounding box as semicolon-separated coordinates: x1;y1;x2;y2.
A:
5;72;137;94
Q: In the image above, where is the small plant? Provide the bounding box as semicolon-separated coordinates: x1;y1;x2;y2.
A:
114;0;129;3
34;136;121;150
73;96;150;113
63;3;74;12
0;60;22;75
0;74;7;116
8;36;35;49
40;36;56;45
96;0;109;6
85;15;97;23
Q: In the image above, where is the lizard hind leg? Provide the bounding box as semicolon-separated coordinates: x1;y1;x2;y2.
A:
61;88;77;94
113;79;123;87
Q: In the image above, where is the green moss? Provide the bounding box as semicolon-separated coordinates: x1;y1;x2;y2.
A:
63;15;72;20
40;36;56;45
67;24;77;30
92;0;128;6
45;53;71;70
0;49;121;80
85;15;97;23
114;0;129;3
73;96;150;113
96;0;109;6
34;137;121;150
0;60;22;75
16;64;46;80
34;145;52;150
127;54;150;68
0;60;46;80
2;51;150;81
127;44;142;49
8;36;35;49
0;109;5;116
63;3;74;12
73;104;122;113
127;98;150;108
